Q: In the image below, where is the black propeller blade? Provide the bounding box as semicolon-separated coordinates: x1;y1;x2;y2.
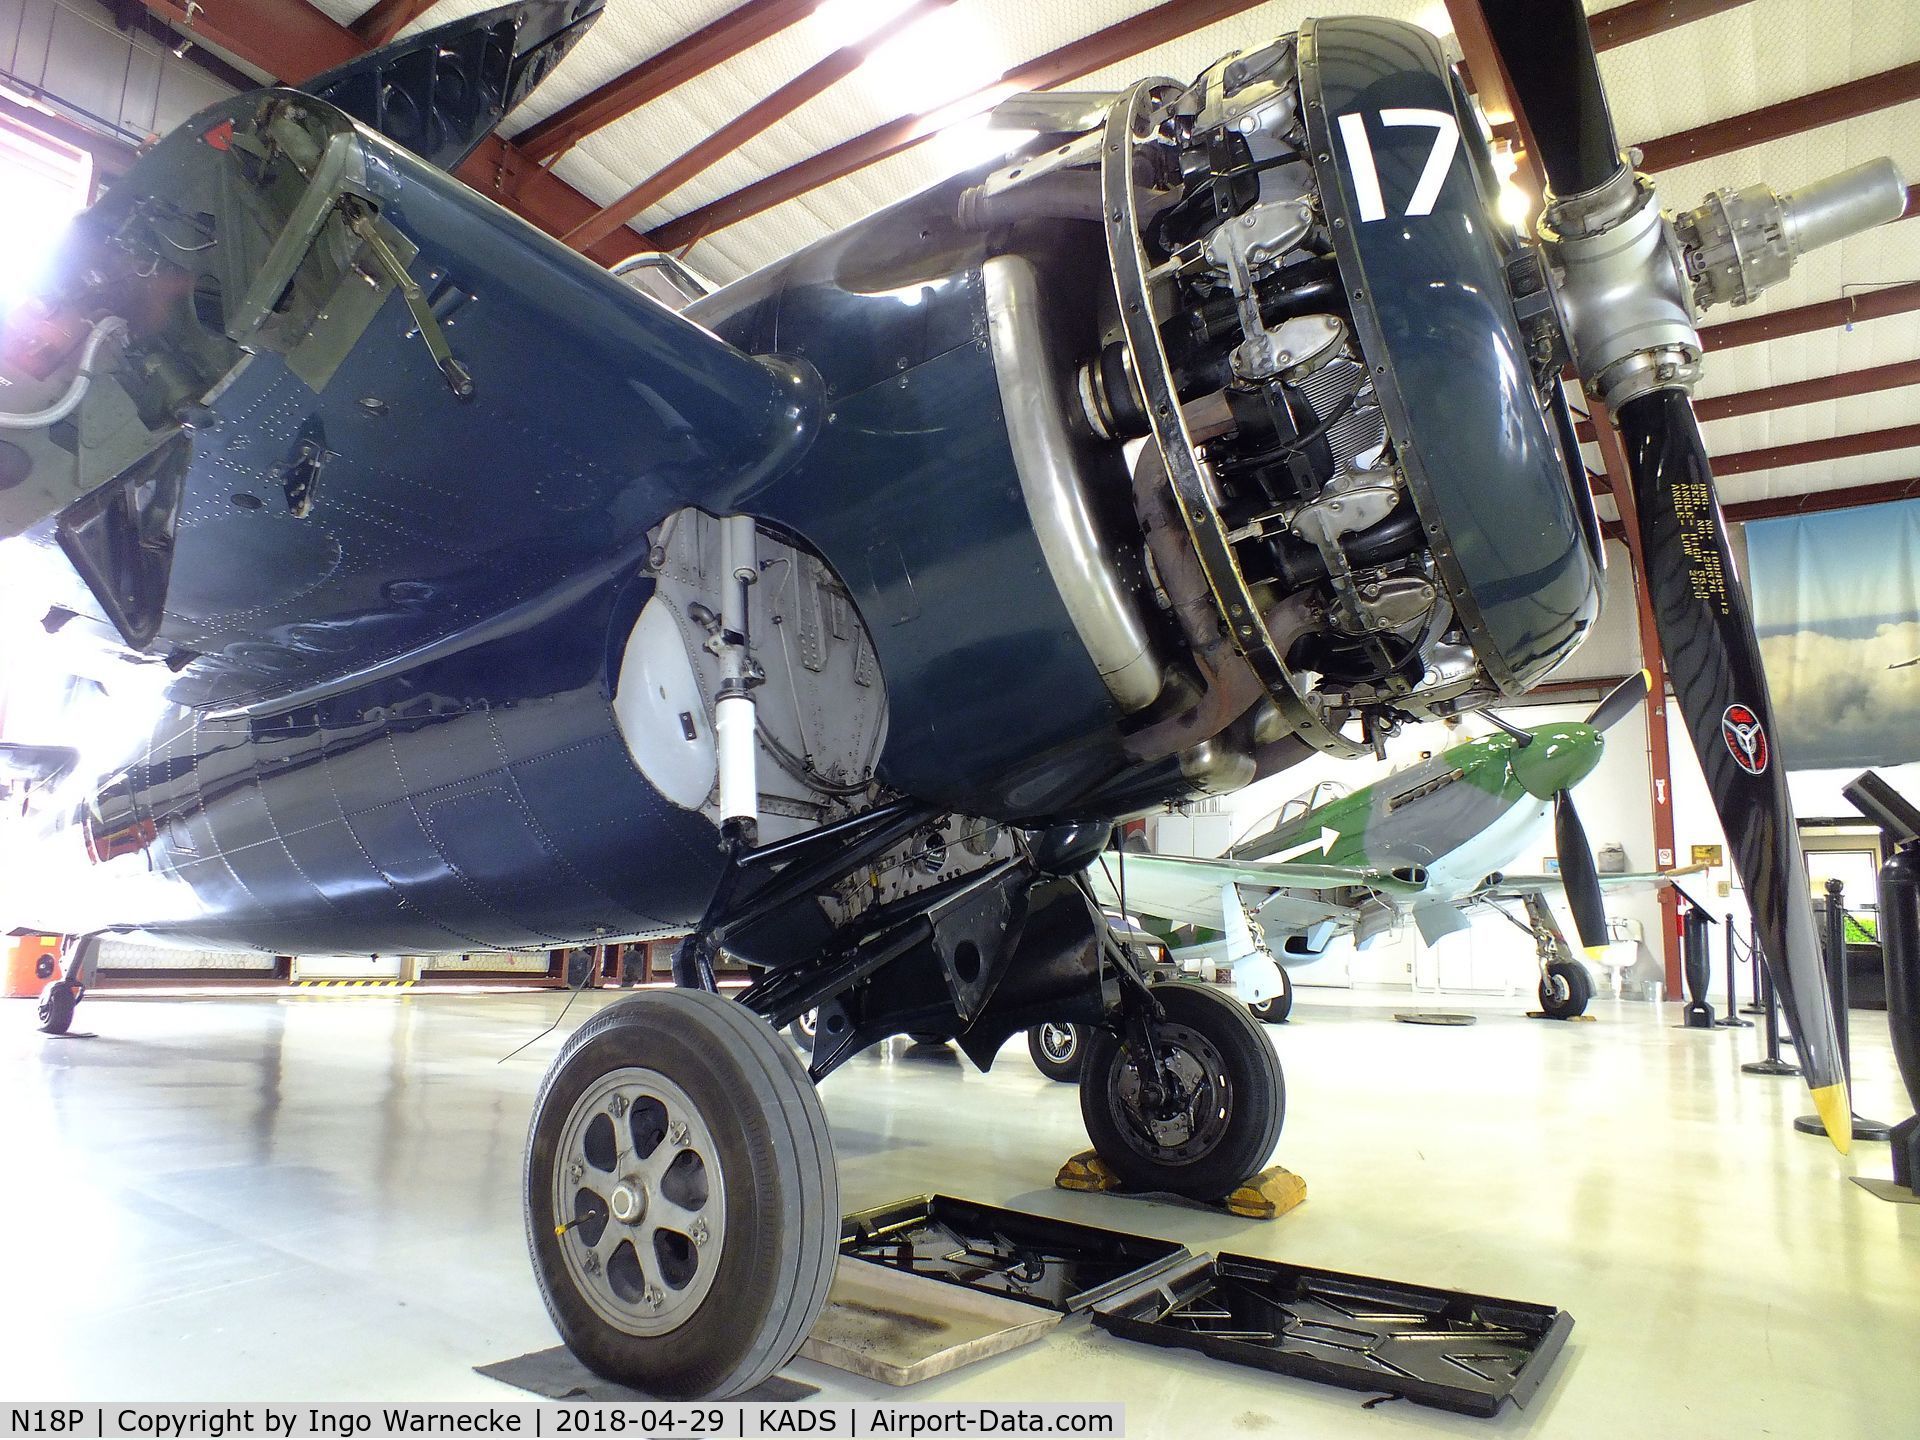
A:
1476;0;1851;1148
1553;790;1609;956
1479;0;1623;198
1618;392;1849;1145
1586;669;1650;734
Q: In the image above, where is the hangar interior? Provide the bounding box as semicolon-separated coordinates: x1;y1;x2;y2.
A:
0;0;1917;1435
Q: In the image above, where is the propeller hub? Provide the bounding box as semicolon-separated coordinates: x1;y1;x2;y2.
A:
1508;722;1603;800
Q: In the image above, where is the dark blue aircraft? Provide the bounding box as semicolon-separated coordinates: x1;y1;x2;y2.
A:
0;0;1900;1398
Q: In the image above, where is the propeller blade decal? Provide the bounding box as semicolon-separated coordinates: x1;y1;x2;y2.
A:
1553;791;1609;955
1617;389;1850;1152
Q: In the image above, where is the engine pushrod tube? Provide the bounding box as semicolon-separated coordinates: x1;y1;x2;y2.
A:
1098;80;1359;758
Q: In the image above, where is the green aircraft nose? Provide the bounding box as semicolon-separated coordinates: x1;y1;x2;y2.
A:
1509;721;1605;799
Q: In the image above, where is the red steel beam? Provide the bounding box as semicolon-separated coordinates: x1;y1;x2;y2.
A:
1576;359;1920;441
1701;279;1920;351
647;0;1273;253
1589;402;1685;993
1588;0;1760;49
141;0;362;83
563;0;956;252
516;0;820;165
1637;61;1920;173
1723;477;1920;523
1711;423;1920;476
353;0;444;48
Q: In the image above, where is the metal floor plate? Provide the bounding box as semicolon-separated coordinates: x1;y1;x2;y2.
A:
801;1258;1062;1386
839;1194;1190;1312
1093;1253;1572;1417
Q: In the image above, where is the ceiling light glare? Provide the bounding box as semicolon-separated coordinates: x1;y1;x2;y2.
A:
811;0;920;51
859;6;1004;117
1492;143;1533;234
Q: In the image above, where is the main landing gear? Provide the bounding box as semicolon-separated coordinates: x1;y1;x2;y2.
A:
522;804;1286;1397
1537;957;1594;1019
1518;892;1594;1019
1247;962;1294;1024
36;935;98;1035
1080;982;1285;1198
524;988;837;1399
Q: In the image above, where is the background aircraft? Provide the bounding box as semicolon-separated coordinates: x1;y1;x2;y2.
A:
0;0;1896;1399
1090;674;1669;1022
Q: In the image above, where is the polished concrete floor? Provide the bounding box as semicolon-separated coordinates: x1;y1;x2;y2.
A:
2;986;1916;1436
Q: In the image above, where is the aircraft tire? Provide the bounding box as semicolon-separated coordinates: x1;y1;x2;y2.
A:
37;981;77;1035
1080;984;1284;1200
1538;959;1594;1019
524;989;837;1399
1028;1022;1086;1082
787;1008;817;1048
1246;966;1293;1024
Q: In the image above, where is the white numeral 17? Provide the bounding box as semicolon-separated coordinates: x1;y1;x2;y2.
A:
1335;109;1460;221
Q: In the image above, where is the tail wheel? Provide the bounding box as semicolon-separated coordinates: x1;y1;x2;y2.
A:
787;1008;818;1048
37;981;78;1035
1080;984;1284;1199
1028;1022;1086;1082
1246;965;1293;1024
524;989;837;1399
1538;958;1594;1019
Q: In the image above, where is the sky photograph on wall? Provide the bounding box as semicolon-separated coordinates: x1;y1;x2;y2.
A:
1747;497;1920;771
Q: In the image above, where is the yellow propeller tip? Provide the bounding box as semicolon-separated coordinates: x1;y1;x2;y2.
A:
1808;1083;1853;1156
1640;668;1653;687
1583;945;1608;962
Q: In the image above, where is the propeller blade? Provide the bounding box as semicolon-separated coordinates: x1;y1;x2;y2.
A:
1586;669;1651;733
1553;791;1609;956
1479;0;1625;197
1617;389;1851;1152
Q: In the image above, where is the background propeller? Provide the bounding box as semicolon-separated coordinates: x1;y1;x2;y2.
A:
1495;670;1647;957
1479;0;1853;1150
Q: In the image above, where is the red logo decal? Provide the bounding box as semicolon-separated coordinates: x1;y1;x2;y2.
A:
203;120;234;151
1721;704;1769;775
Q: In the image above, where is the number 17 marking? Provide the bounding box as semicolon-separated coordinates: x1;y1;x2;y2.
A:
1336;108;1461;221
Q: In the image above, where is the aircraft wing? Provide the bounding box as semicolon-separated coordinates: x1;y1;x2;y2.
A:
1089;851;1425;930
1485;864;1707;898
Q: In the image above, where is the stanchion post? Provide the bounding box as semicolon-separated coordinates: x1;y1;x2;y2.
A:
1742;943;1800;1077
1717;910;1752;1028
1741;920;1766;1014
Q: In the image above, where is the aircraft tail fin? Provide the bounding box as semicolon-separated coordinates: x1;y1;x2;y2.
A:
302;1;604;174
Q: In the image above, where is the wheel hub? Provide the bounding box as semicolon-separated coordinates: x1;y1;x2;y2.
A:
550;1067;727;1338
1110;1021;1231;1162
609;1179;648;1225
